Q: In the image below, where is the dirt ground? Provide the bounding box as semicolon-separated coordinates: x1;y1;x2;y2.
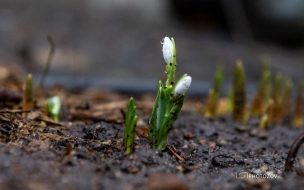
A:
1;74;304;190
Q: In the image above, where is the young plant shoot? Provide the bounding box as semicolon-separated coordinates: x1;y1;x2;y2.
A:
149;37;192;150
205;65;224;119
232;60;247;123
259;114;268;130
22;74;34;116
282;78;293;118
124;97;138;154
251;63;271;117
292;81;304;128
268;73;284;126
227;86;234;114
47;96;61;122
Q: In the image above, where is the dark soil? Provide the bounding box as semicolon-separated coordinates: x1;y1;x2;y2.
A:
0;73;304;190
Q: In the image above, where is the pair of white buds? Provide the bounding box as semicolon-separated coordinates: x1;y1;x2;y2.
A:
161;36;192;97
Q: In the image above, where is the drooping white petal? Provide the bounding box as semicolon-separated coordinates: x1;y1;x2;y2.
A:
173;75;192;97
161;37;173;64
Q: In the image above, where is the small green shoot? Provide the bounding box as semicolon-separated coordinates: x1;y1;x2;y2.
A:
292;81;304;128
124;97;138;154
259;114;268;130
268;73;283;126
227;86;234;114
205;89;216;118
22;73;34;115
47;96;61;122
251;63;271;116
232;60;246;123
282;78;293;118
267;99;275;127
272;73;283;104
205;65;224;118
148;37;192;150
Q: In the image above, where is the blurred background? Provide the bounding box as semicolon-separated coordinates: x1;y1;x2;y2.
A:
1;0;304;95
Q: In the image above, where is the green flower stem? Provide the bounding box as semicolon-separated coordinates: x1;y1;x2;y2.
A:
156;95;184;150
166;38;176;87
149;81;185;150
124;98;138;154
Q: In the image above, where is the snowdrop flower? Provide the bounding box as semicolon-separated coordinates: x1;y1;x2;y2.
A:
173;75;192;97
161;37;173;64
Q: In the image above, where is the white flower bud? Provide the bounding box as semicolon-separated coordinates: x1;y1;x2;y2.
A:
173;75;192;97
161;37;173;64
48;96;61;115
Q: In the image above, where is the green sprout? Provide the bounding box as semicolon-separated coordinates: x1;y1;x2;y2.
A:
47;96;61;122
232;60;247;123
272;73;284;107
292;81;304;128
124;97;138;154
205;89;216;118
148;37;192;150
227;86;234;114
205;65;224;119
268;73;284;126
259;114;268;130
22;74;34;115
251;63;271;117
267;98;275;127
281;78;293;118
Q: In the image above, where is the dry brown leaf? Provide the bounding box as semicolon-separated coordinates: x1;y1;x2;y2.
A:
135;127;148;138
